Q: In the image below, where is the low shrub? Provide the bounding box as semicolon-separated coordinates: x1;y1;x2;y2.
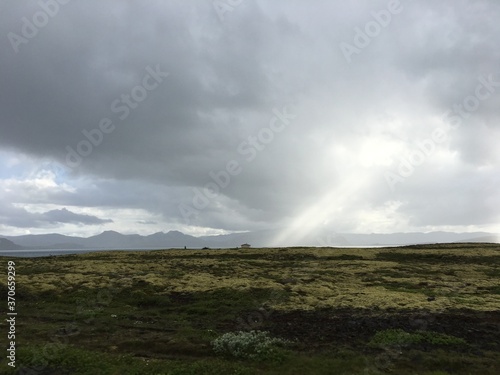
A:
370;329;467;348
211;330;290;361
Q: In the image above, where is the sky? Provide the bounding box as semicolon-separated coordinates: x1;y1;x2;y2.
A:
0;0;499;242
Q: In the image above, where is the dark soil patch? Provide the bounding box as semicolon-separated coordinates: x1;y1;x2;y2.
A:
259;308;500;352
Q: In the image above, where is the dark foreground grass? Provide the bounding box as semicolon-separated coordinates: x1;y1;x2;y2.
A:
6;344;500;375
1;243;499;374
7;345;366;375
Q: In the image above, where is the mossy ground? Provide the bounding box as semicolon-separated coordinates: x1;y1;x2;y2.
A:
1;243;499;374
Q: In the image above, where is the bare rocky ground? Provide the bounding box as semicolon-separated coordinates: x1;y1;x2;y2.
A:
265;308;500;352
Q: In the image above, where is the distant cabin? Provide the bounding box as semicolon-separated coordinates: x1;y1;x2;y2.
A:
240;243;251;249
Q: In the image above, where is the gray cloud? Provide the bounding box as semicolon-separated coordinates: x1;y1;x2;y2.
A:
0;204;112;228
44;208;113;225
0;0;499;237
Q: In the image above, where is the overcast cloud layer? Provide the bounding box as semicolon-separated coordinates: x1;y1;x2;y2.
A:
1;0;499;243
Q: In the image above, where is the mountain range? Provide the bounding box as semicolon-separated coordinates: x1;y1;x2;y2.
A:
0;230;499;250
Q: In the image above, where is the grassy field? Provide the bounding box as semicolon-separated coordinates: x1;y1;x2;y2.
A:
1;243;499;374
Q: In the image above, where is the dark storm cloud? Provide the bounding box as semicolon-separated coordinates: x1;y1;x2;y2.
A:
0;203;112;228
0;0;499;235
44;208;113;225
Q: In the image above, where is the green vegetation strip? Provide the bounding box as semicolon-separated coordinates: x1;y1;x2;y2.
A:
1;244;499;374
370;329;467;347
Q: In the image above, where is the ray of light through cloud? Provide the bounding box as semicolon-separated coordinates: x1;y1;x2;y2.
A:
0;0;498;242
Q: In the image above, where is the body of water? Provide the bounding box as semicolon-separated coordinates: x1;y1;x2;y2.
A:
0;245;402;258
0;247;181;258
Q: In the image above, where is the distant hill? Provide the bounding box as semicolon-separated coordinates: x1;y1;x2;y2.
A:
455;235;500;244
335;232;500;246
0;238;25;250
1;233;86;248
1;230;498;250
1;230;206;250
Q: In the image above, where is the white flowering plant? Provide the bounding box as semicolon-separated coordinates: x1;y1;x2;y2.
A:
211;330;291;361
